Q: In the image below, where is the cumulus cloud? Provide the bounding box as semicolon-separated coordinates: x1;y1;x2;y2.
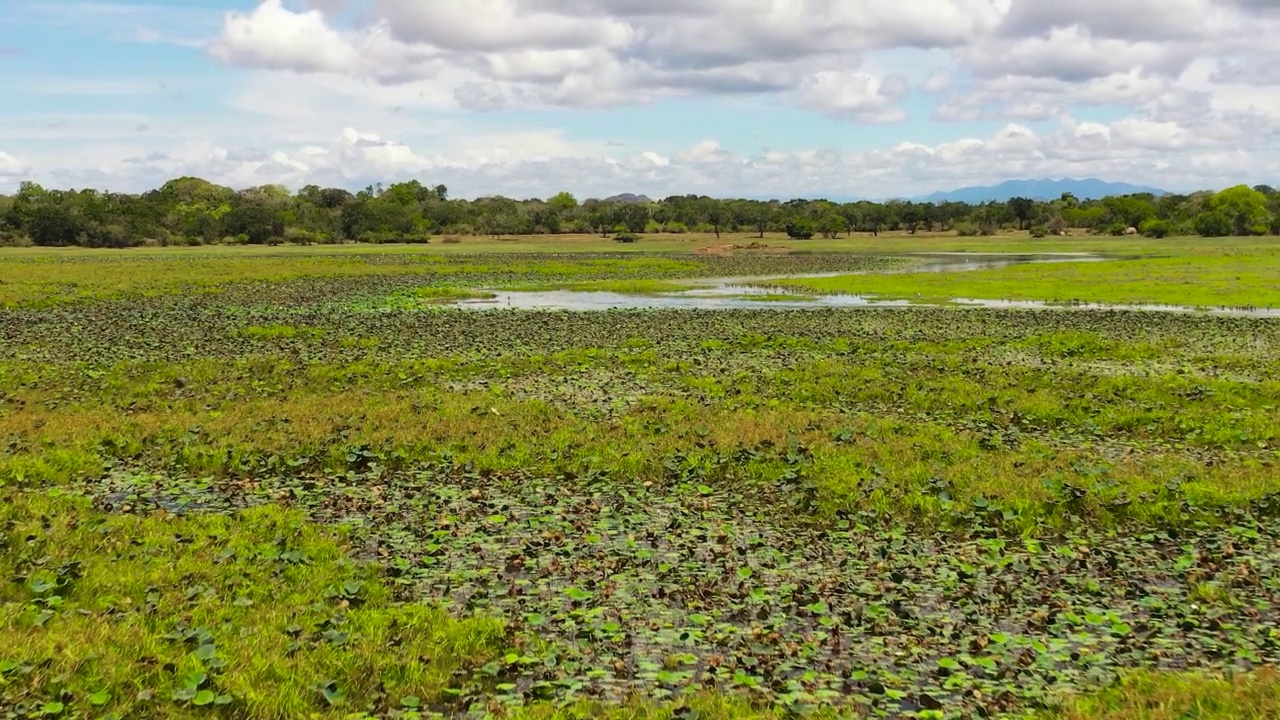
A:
964;25;1189;81
201;0;1280;138
10;0;1280;195
209;0;360;73
19;112;1278;200
205;0;1014;116
799;71;910;122
0;151;31;177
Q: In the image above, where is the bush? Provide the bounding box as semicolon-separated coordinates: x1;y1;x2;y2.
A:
785;218;814;240
1194;211;1233;238
1030;225;1048;238
1140;219;1171;238
614;232;640;243
954;222;980;237
283;227;328;246
0;230;31;247
1101;222;1128;237
1047;215;1067;235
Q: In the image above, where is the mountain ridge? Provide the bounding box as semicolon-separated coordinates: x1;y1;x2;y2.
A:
914;178;1168;203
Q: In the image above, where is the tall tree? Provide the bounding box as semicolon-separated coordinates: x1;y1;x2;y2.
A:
1006;197;1035;231
1207;185;1272;235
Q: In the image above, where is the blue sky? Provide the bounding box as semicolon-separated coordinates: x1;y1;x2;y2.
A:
1;0;1277;199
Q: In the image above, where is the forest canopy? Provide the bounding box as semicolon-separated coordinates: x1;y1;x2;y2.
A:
1;177;1277;247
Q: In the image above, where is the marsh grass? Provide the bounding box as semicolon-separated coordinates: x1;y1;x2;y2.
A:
503;278;696;294
4;241;1280;717
1051;669;1280;720
0;489;505;719
769;251;1280;309
2;333;1277;528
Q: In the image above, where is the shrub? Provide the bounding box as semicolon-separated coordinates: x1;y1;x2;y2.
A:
785;218;814;240
1047;214;1067;235
1030;225;1048;238
1194;211;1233;237
954;222;980;237
0;230;31;247
614;232;640;243
1140;219;1171;238
283;227;328;246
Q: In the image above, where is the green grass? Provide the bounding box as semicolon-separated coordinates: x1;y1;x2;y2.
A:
767;247;1280;309
7;233;1279;309
3;240;1280;718
0;489;505;719
722;293;818;302
3;310;1278;529
407;286;498;302
504;278;695;294
1051;669;1280;720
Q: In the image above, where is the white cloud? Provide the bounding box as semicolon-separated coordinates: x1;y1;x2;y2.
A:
14;113;1277;201
209;0;361;73
371;0;637;52
205;0;1010;112
7;0;1280;196
798;71;910;122
965;25;1188;81
0;151;31;177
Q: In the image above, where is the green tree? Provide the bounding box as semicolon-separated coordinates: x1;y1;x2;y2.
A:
698;197;726;239
546;192;578;214
817;213;844;239
1102;195;1156;230
617;203;649;233
1006;197;1035;230
1206;185;1272;235
785;217;814;240
474;196;525;238
223;196;285;244
28;201;82;247
732;200;771;238
1194;211;1234;237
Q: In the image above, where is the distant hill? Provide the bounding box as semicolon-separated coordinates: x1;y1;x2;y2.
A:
916;178;1167;204
604;193;652;204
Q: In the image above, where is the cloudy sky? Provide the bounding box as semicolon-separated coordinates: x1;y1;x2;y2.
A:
1;0;1278;199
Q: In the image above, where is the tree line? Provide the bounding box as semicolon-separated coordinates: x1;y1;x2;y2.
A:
1;177;1277;248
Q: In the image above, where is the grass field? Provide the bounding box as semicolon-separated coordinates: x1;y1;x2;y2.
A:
4;232;1278;309
1;235;1278;719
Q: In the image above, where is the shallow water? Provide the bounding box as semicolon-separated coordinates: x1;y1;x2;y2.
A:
449;253;1280;317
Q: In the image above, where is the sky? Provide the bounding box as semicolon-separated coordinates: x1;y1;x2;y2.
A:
0;0;1278;200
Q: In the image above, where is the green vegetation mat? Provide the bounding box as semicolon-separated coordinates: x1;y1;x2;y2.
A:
2;245;1278;718
766;249;1280;309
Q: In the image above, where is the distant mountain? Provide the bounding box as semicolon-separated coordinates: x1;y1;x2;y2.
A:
916;178;1167;204
604;193;652;204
